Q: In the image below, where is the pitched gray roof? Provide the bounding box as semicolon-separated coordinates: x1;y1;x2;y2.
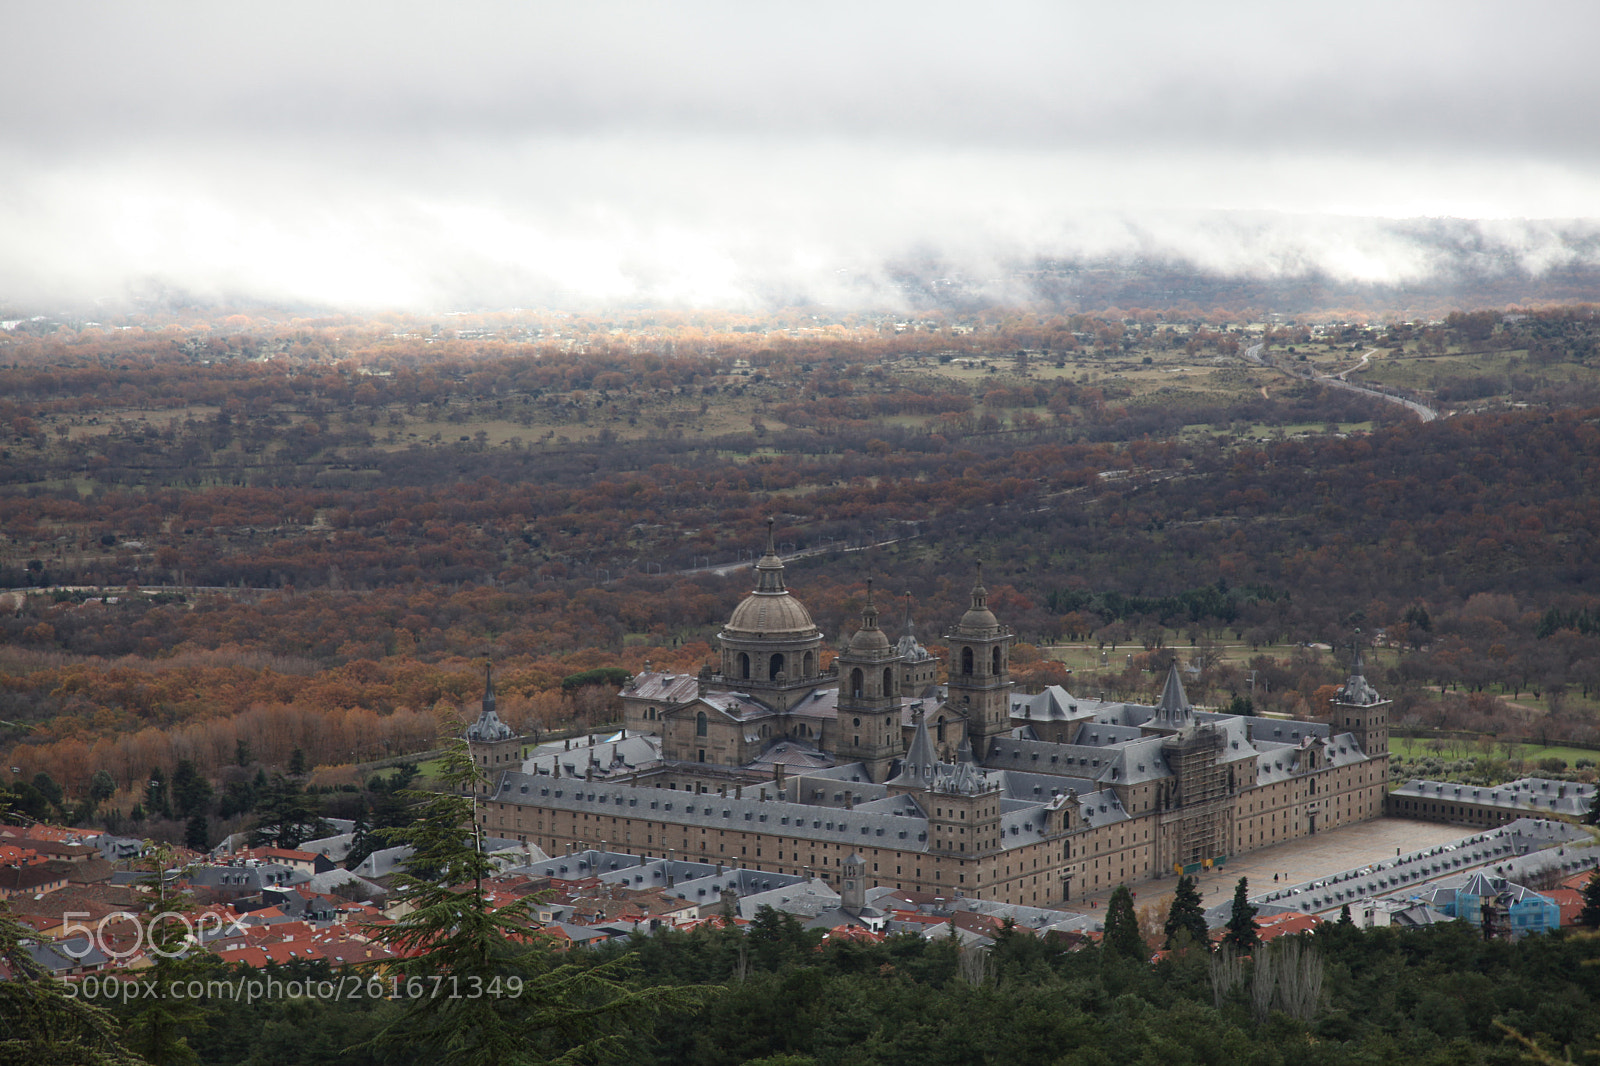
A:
1145;663;1195;731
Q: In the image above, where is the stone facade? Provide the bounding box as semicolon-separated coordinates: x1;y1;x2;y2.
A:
470;535;1391;905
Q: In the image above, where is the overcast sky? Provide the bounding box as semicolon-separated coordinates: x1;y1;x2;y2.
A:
5;1;1600;310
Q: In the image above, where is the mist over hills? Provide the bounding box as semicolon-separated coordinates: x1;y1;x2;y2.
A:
7;214;1600;323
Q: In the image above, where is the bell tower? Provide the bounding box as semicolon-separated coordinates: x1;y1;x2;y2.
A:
1330;652;1390;759
465;662;523;795
944;563;1013;759
834;580;905;784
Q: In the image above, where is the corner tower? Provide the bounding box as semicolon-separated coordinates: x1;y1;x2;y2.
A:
944;563;1014;759
716;519;825;713
1330;653;1390;759
834;579;905;783
465;663;523;795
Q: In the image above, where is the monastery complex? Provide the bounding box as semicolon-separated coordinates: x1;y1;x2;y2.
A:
472;524;1392;905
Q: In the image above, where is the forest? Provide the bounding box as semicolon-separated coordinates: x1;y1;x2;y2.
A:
22;903;1600;1066
2;303;1600;842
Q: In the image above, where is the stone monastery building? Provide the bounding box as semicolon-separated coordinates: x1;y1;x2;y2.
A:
473;524;1391;905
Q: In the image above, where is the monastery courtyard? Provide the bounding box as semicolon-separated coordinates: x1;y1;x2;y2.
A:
1061;817;1488;917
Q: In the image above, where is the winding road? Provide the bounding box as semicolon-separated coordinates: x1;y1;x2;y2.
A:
1244;342;1436;422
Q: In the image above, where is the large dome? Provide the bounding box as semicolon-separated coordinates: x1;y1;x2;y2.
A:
721;523;820;640
726;589;819;638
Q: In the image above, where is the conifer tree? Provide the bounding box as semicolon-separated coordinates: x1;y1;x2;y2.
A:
0;906;141;1065
1102;885;1146;961
363;738;696;1066
249;774;329;849
1579;870;1600;928
1164;875;1210;951
123;843;212;1066
1223;876;1261;952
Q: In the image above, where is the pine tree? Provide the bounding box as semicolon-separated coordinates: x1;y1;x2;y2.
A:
249;774;329;849
344;801;374;871
1338;903;1355;927
1586;789;1600;826
88;770;117;806
184;812;209;852
0;906;141;1065
1222;876;1261;952
1102;885;1146;961
123;843;212;1066
1164;875;1211;951
1579;871;1600;928
362;738;697;1066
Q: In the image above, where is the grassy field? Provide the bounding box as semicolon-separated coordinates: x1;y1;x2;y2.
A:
1390;736;1600;767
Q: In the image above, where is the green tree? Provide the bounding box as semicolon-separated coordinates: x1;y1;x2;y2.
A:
1579;871;1600;929
344;801;374;871
145;768;171;820
249;774;329;849
363;739;697;1065
234;738;253;767
1586;789;1600;826
1102;885;1146;961
289;748;309;777
0;905;141;1065
184;812;209;852
31;771;63;812
1164;875;1210;952
1222;877;1260;953
88;770;116;806
170;760;212;819
123;842;212;1066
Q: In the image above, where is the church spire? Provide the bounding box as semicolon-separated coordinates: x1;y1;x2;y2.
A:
970;562;987;611
1149;660;1194;731
482;660;496;716
902;590;915;637
861;578;879;631
753;517;787;593
898;708;938;785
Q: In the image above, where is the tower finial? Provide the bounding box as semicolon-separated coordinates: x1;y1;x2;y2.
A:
862;578;879;630
765;516;776;557
483;660;496;714
971;562;987;610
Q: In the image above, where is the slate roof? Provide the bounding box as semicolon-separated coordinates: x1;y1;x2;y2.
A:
625;671;700;704
1390;776;1598;818
520;733;663;779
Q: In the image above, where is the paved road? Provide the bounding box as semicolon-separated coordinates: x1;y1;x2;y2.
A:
1243;341;1437;422
676;534;921;577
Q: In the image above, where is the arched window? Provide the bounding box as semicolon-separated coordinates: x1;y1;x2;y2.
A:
802;651;814;676
850;668;863;697
882;668;894;697
696;711;708;737
992;646;1001;674
738;652;750;680
961;647;974;675
936;716;947;743
770;652;785;680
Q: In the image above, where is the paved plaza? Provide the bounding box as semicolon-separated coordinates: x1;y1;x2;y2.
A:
1060;818;1491;917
